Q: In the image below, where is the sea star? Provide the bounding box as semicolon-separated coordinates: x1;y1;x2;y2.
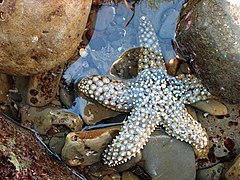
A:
78;16;211;167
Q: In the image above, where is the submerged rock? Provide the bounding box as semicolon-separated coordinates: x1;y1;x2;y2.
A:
69;97;120;125
0;114;77;179
0;0;91;76
21;107;83;134
176;0;240;103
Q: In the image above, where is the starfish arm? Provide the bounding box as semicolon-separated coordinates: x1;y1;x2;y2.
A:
78;75;133;112
176;74;212;104
138;16;166;72
159;95;209;159
102;95;160;166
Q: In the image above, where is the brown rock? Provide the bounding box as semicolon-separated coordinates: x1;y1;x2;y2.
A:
74;97;121;125
16;65;64;107
176;0;240;103
0;0;91;76
0;114;78;179
191;99;228;116
61;127;120;166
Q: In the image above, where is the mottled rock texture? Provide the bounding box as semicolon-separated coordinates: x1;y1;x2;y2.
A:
0;0;91;75
176;0;240;103
0;114;77;179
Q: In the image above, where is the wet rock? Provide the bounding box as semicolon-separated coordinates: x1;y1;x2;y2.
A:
21;107;83;134
191;99;228;116
0;74;12;103
61;127;120;166
95;6;115;31
17;65;64;107
197;163;224;180
142;130;196;180
0;114;77;179
225;155;240;180
89;37;107;51
176;0;240;103
109;28;125;42
70;97;120;125
59;86;74;108
49;132;67;155
122;171;140;180
197;103;240;167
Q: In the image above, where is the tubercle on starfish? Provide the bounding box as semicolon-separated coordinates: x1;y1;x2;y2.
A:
78;16;211;167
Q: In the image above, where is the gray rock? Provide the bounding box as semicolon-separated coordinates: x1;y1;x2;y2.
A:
176;0;240;103
142;130;196;180
115;152;142;172
49;132;66;155
70;97;120;125
197;163;224;180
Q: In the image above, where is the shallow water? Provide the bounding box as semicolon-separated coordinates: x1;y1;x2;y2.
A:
64;0;184;85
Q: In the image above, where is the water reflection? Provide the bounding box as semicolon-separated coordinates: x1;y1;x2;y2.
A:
63;0;184;84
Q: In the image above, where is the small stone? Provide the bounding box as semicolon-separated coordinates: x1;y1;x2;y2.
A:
61;127;120;166
142;130;196;180
89;37;107;51
69;97;120;125
59;87;73;108
49;132;66;155
21;107;83;134
122;171;140;180
108;28;125;42
191;99;228;116
94;6;115;31
225;155;240;180
197;163;224;180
